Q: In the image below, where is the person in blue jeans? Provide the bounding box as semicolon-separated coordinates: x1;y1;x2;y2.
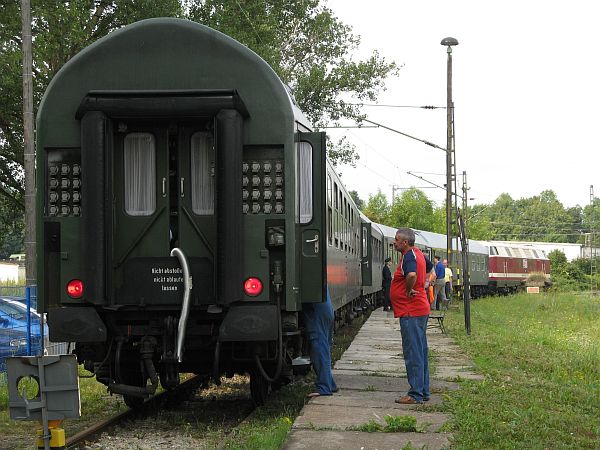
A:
303;287;338;398
399;315;430;403
390;228;433;404
433;255;447;310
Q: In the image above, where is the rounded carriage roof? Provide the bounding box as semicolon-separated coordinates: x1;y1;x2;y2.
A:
375;223;488;255
38;18;310;138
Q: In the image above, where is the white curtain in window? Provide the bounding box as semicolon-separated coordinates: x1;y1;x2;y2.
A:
298;142;313;224
124;133;156;216
191;132;215;215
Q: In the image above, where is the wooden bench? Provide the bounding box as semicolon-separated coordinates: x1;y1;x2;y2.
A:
429;300;449;334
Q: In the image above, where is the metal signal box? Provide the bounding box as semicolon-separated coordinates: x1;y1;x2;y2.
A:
7;355;81;421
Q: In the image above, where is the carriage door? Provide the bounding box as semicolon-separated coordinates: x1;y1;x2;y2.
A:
298;132;327;303
361;223;373;286
176;124;218;304
113;121;218;305
113;123;171;305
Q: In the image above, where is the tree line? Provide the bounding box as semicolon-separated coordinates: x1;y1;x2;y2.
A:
358;188;600;246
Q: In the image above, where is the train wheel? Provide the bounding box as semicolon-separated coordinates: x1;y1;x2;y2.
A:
249;369;271;406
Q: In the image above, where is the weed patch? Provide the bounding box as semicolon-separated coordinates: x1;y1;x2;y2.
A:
382;414;419;432
349;415;419;433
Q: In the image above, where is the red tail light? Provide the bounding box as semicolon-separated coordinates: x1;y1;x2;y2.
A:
67;279;84;298
244;277;263;297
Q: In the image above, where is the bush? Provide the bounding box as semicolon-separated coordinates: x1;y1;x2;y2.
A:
547;251;598;291
526;272;547;287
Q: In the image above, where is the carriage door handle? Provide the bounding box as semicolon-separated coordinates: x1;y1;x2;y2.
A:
305;234;319;254
180;177;185;198
162;178;167;197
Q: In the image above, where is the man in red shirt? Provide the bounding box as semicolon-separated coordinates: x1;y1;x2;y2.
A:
390;227;433;404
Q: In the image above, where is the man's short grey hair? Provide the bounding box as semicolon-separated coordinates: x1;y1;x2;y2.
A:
396;227;415;246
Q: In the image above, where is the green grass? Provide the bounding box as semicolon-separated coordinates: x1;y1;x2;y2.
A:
351;419;383;432
443;292;600;449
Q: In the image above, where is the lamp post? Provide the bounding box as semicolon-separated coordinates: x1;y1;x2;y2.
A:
441;37;458;268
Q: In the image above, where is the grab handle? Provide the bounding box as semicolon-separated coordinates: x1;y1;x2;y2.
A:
170;247;193;362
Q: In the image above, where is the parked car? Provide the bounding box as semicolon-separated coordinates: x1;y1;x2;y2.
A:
0;297;47;359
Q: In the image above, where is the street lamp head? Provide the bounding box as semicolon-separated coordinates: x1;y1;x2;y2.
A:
441;37;459;47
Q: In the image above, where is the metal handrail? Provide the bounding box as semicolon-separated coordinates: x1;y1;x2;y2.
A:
170;248;193;362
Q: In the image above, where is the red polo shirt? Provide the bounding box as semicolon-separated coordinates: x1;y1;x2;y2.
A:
391;247;431;318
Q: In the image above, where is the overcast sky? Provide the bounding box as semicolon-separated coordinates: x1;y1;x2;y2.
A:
326;0;599;209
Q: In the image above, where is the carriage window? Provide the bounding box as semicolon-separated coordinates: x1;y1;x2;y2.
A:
124;133;156;216
334;183;338;210
298;142;313;224
191;132;215;215
327;206;333;245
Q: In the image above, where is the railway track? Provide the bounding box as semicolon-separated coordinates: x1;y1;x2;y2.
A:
66;374;212;449
61;315;370;449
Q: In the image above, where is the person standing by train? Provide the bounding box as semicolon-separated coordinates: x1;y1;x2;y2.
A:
433;256;447;311
426;266;436;306
443;259;453;305
382;257;392;311
304;286;338;398
391;228;433;404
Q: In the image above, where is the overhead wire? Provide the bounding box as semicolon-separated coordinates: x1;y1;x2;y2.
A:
410;171;446;176
491;233;587;238
488;223;584;230
233;0;264;45
487;220;585;227
345;128;400;171
346;103;446;109
354;161;396;186
321;105;446;152
340;131;444;199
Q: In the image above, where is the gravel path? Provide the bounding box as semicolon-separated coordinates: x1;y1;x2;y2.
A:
78;375;254;450
83;417;208;450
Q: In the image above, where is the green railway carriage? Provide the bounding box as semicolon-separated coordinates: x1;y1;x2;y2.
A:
359;213;384;303
465;240;490;297
36;18;357;406
324;160;362;322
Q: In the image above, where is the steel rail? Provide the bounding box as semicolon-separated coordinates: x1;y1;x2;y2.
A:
66;375;204;448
